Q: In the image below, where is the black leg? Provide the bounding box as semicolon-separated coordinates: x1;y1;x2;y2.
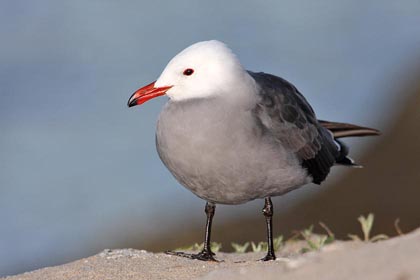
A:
261;197;276;261
202;202;216;255
165;202;218;261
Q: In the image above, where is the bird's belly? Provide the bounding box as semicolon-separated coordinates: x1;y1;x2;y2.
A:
156;103;309;204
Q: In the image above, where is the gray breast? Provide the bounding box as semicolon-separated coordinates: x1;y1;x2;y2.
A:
156;98;309;205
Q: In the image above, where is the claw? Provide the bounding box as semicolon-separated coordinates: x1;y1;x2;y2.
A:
165;250;219;262
260;253;276;261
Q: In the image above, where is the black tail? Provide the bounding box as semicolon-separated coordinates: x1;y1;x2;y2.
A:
318;120;380;138
334;139;361;167
319;120;380;167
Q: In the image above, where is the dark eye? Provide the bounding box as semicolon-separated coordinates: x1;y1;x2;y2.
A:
183;68;194;76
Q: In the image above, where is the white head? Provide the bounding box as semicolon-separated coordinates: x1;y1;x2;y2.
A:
128;40;256;107
156;40;255;101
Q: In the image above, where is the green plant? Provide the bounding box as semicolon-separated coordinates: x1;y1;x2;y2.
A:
394;218;404;236
250;241;267;252
348;213;388;242
249;235;283;253
210;242;223;252
174;213;391;256
231;242;250;253
319;222;335;242
300;224;335;253
175;242;222;252
273;235;283;251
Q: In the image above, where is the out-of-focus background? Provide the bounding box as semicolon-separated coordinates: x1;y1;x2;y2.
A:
1;0;419;277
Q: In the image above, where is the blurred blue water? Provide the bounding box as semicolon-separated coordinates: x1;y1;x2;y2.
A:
1;0;420;276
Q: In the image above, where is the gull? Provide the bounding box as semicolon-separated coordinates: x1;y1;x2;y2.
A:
127;40;379;261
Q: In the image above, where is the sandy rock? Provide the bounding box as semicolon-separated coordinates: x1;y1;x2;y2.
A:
3;229;420;280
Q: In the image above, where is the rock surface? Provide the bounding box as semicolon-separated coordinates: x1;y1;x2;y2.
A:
4;229;420;280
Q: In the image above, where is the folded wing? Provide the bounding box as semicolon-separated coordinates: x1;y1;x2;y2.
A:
250;72;339;184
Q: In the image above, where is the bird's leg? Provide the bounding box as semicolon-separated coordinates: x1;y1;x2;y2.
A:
202;202;216;256
165;202;218;261
261;197;276;261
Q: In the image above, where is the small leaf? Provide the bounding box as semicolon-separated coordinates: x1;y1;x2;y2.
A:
251;241;259;252
325;235;335;245
210;242;222;252
192;243;203;251
174;244;196;251
348;234;362;242
370;234;389;243
301;247;311;254
318;235;328;248
251;241;267;252
358;213;374;241
306;238;318;250
302;225;314;237
394;218;404;236
273;235;283;251
300;247;311;254
231;242;250;253
319;222;335;240
301;225;323;251
176;242;222;252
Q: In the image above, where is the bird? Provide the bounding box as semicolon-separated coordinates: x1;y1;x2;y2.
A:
127;40;379;261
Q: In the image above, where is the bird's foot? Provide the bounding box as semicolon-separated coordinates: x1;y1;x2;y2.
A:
260;252;276;261
165;250;219;262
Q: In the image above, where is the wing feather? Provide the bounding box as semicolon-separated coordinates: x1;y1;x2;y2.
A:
249;71;338;184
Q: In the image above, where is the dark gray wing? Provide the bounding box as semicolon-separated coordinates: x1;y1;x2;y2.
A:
249;71;339;184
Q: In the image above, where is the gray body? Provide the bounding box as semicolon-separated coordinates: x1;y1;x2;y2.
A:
156;72;340;205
